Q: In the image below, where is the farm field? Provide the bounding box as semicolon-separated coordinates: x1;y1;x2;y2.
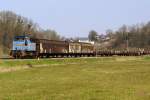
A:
0;56;150;100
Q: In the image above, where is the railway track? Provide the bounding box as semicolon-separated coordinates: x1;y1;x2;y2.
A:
1;52;150;60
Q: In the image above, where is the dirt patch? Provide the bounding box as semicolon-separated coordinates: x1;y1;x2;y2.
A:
0;63;81;73
0;66;28;73
115;57;142;62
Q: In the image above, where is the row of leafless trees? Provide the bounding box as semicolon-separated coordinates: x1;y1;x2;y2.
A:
0;11;61;54
89;22;150;49
110;22;150;48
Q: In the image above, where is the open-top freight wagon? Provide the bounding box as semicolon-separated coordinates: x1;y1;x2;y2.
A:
10;36;95;58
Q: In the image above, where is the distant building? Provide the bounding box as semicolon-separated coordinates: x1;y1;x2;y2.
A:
78;37;95;45
99;34;111;41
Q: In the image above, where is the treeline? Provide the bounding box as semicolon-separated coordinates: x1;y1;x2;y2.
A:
111;22;150;48
0;11;61;54
88;22;150;49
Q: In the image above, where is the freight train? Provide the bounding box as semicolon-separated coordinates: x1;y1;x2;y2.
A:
10;36;150;58
10;36;95;58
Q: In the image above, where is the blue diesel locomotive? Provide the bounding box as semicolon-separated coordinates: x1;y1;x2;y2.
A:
10;36;37;58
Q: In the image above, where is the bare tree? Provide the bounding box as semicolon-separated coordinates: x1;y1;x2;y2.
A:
0;11;38;53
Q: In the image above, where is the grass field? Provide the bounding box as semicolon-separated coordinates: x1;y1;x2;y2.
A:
0;56;150;100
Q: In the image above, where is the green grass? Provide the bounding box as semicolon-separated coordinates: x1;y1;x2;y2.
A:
0;56;150;100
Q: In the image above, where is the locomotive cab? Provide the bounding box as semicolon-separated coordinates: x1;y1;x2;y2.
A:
11;36;37;58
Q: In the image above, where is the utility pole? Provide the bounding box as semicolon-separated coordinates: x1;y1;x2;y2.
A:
126;32;129;51
95;35;100;57
95;42;98;57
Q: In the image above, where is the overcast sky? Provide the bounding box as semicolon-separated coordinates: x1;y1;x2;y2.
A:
0;0;150;37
